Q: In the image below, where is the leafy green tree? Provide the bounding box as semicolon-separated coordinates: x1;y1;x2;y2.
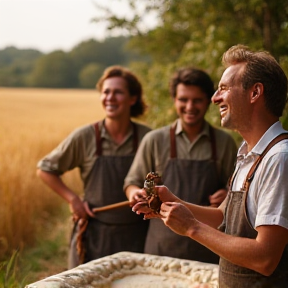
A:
93;0;288;130
0;46;42;67
0;38;148;88
70;37;130;72
0;47;42;87
28;51;78;88
78;63;105;88
70;36;149;88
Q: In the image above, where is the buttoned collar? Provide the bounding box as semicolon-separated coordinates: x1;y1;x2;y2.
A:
237;121;286;159
100;119;134;142
175;119;210;138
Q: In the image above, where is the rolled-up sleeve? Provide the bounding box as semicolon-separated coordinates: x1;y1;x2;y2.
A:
37;125;96;177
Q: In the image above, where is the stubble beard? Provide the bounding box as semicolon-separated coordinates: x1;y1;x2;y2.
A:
221;114;242;133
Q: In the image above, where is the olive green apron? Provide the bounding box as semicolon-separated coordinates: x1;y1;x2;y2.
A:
219;133;288;287
144;124;221;264
68;121;148;268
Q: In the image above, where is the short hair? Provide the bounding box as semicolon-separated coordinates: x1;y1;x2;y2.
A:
222;44;288;117
169;67;215;99
96;65;147;117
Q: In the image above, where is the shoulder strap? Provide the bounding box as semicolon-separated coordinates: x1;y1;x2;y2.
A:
170;122;177;158
132;122;138;153
94;121;102;156
209;125;217;161
242;133;288;192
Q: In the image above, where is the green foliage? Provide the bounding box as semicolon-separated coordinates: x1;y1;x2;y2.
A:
0;215;70;286
0;47;42;87
0;37;145;88
124;0;288;64
69;38;129;71
79;63;105;88
28;50;78;88
0;46;42;67
96;0;288;128
0;228;69;287
20;232;68;276
279;56;288;130
70;36;149;84
0;250;29;288
130;61;177;128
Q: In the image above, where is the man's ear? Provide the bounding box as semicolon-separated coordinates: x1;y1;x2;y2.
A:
250;83;264;103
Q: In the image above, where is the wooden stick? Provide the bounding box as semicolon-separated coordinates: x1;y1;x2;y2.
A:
92;200;130;213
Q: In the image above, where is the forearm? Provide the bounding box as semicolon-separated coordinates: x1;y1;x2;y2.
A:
37;169;94;219
36;169;77;203
188;222;286;276
154;185;224;228
174;199;223;229
188;203;223;228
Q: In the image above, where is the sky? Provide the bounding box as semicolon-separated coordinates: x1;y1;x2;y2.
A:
0;0;158;53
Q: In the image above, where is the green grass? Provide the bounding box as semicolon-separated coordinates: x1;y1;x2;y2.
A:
0;250;29;288
1;216;71;287
0;250;19;288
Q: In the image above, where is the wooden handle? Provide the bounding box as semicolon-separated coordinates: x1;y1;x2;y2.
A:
92;200;130;213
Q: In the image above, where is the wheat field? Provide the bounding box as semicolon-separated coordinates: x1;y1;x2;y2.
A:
0;87;106;257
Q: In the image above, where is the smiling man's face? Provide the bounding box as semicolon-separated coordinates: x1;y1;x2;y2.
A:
174;83;210;130
212;63;250;132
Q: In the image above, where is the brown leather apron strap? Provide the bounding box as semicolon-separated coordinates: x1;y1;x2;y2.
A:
132;122;138;153
95;121;102;156
170;123;177;158
242;133;288;192
170;123;217;160
209;125;217;161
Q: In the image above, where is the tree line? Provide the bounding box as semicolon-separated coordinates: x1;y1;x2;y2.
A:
0;36;148;88
92;0;288;130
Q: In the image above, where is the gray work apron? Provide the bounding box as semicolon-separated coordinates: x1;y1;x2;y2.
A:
68;121;148;268
144;124;221;264
219;133;288;288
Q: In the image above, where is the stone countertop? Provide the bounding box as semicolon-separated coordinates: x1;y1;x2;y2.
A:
26;251;219;288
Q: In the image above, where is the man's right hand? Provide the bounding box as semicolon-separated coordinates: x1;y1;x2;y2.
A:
69;196;94;221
